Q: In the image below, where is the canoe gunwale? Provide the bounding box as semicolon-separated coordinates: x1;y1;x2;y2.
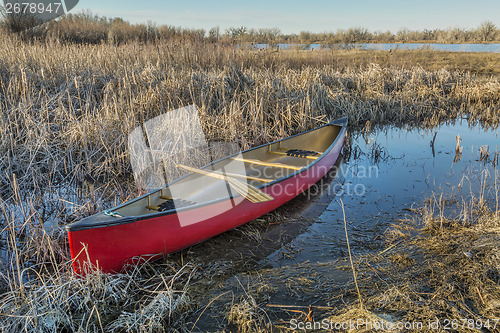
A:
66;117;348;232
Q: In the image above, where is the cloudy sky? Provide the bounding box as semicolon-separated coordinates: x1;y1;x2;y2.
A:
78;0;499;33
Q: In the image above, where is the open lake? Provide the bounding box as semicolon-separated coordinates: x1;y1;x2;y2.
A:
252;43;500;53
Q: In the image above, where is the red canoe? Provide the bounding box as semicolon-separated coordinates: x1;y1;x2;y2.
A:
66;117;348;275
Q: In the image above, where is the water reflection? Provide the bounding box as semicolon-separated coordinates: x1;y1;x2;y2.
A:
265;120;499;267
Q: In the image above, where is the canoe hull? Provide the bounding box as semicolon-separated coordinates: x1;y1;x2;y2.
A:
68;121;346;275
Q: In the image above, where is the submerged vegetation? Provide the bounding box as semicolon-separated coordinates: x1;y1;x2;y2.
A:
0;22;499;331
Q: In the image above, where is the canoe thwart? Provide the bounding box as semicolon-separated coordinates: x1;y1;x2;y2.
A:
186;168;273;183
232;157;302;171
176;164;274;203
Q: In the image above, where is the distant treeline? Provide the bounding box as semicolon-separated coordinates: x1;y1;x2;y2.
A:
223;22;499;45
0;10;498;45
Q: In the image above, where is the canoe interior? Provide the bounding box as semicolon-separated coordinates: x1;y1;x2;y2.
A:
84;124;343;223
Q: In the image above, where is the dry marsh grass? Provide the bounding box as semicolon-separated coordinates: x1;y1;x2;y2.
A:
0;33;499;331
0;34;498;193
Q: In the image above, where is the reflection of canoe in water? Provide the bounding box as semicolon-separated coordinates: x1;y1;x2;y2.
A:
66;117;348;275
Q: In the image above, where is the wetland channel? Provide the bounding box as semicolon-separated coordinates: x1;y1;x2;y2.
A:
184;120;499;331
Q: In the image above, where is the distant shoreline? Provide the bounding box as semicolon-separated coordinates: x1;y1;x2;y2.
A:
246;41;500;45
244;42;500;55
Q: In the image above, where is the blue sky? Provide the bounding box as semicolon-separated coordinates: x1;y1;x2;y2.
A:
78;0;499;34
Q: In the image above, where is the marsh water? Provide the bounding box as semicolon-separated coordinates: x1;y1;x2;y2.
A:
189;120;499;330
269;121;499;267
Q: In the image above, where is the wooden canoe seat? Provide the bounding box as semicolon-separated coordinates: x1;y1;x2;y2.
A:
267;148;321;160
147;196;198;211
176;164;273;183
147;190;198;211
159;198;198;211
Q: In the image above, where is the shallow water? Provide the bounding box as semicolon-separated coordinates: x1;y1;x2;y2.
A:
265;120;499;269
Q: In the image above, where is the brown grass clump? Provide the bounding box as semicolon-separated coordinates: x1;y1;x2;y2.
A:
0;258;192;332
227;295;271;333
330;170;500;332
328;308;401;332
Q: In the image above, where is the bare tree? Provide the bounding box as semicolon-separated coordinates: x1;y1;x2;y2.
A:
208;26;220;43
225;26;247;44
477;21;497;42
